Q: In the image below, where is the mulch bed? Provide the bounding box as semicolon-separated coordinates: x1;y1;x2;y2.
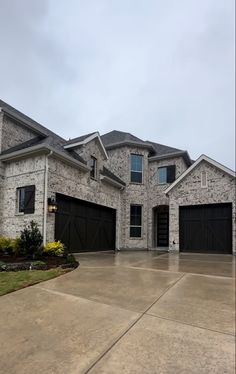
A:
0;254;79;271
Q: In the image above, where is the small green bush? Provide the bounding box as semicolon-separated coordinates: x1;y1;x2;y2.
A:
12;237;22;256
43;241;65;257
18;221;43;259
0;237;15;255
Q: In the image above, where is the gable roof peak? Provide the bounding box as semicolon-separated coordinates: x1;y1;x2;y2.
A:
64;131;108;160
165;154;235;195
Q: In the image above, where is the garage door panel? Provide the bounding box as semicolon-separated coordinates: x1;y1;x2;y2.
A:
180;204;232;254
55;194;116;252
72;216;87;251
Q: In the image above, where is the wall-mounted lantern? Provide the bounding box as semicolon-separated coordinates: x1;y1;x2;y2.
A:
48;197;58;213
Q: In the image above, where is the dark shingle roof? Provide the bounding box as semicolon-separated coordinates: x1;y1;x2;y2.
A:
1;136;44;155
0;99;64;139
101;130;192;164
101;130;153;150
100;166;126;186
65;132;97;146
146;141;183;156
0;100;87;165
0;100;192;166
1;135;87;164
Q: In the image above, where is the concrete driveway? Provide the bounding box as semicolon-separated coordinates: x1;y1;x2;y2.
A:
0;251;235;374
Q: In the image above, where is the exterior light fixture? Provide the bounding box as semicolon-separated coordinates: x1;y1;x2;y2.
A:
48;197;58;213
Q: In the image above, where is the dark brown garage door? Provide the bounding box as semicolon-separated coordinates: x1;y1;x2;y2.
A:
179;203;232;254
55;194;116;253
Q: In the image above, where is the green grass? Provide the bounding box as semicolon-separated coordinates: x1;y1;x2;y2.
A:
0;269;68;296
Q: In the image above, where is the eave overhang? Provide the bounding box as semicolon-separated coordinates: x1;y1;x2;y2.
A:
0;144;90;171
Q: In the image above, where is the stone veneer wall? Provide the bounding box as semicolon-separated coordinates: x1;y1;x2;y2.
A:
46;155;122;246
107;147;149;249
0;114;40;236
168;160;236;253
73;138;108;177
1;116;37;151
0;112;5;232
1;156;45;237
147;156;188;248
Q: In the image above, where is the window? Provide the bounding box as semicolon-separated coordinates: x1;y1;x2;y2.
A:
201;171;208;188
130;205;142;238
131;154;143;183
90;156;97;179
16;185;35;214
158;165;176;184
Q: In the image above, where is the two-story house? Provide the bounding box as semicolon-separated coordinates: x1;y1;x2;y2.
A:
0;100;235;254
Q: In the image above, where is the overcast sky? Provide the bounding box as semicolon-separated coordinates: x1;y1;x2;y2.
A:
0;0;235;169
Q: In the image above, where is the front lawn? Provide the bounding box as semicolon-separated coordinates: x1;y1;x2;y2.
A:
0;269;68;296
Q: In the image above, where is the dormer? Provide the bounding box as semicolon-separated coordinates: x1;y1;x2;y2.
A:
64;132;108;181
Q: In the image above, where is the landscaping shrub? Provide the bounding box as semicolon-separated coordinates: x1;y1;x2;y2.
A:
18;221;43;259
12;238;22;256
43;241;65;257
0;237;15;255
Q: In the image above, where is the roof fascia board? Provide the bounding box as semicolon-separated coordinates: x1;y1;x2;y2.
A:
64;132;108;160
149;151;192;166
148;151;186;162
100;175;125;189
0;144;89;171
105;141;154;151
165;154;236;194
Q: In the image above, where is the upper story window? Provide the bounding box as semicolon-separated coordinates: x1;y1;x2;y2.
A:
201;171;208;188
130;154;143;183
90;156;97;179
16;185;35;214
130;205;142;238
158;165;176;184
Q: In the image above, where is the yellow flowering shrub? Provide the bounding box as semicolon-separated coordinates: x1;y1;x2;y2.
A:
44;241;65;257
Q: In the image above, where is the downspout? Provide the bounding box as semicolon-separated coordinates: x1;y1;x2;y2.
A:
43;151;53;246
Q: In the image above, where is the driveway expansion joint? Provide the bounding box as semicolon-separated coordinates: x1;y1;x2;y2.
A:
84;272;187;374
145;313;236;337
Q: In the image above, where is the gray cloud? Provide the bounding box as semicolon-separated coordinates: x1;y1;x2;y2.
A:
0;0;234;168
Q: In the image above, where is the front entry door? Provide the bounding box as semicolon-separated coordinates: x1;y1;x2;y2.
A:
157;211;169;247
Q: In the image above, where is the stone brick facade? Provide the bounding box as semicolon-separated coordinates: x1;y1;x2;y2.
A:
167;160;236;253
147;156;188;248
0;106;235;254
106;147;190;249
1;116;36;151
1;156;45;237
47;144;122;246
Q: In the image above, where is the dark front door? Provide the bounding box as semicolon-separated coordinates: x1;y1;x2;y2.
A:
157;211;169;247
179;203;232;254
55;194;116;253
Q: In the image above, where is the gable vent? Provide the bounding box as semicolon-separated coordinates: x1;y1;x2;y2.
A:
201;171;208;188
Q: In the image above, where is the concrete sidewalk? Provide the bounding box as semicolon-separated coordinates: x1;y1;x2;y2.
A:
0;252;235;373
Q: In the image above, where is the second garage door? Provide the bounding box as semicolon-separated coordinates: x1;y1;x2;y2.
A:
55;194;116;253
179;203;232;254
